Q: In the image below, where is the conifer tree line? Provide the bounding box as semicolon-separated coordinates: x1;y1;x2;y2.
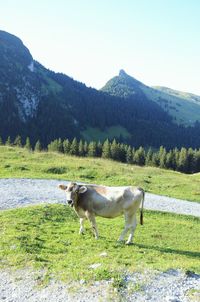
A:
1;135;200;174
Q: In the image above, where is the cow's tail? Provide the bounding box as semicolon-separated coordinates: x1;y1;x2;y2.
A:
138;188;145;225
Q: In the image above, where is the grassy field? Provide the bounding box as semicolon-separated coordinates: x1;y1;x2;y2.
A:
0;204;199;283
0;146;199;284
0;146;200;202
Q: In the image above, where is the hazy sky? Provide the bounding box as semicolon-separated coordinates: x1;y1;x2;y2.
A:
1;0;200;94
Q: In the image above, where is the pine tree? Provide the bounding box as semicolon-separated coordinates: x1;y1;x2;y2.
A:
78;140;85;156
63;139;71;154
25;137;32;150
84;141;88;155
178;147;188;173
173;148;180;170
48;139;59;152
102;139;111;159
187;148;195;173
88;141;97;157
133;147;145;166
5;136;11;146
165;150;175;170
35;140;42;152
151;151;159;167
69;138;78;155
118;143;127;162
145;148;153;166
14;135;22;147
158;146;167;169
110;139;120;160
132;147;135;163
57;138;63;153
193;149;200;173
96;141;102;157
126;146;132;164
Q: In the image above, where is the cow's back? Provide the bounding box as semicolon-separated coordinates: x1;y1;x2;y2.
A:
86;186;134;218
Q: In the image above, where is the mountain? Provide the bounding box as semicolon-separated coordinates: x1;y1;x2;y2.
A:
1;30;200;149
102;69;200;126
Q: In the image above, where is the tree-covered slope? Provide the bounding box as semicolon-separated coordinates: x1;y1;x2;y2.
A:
1;30;200;149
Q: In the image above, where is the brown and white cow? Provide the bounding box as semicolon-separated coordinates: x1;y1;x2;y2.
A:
59;182;144;244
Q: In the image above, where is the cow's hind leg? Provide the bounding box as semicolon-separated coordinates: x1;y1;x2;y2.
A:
79;218;85;235
86;212;99;239
118;212;134;243
126;214;137;245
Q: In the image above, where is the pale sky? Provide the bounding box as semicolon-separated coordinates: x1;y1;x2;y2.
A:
1;0;200;94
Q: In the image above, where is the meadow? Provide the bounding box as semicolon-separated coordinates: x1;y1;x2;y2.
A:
0;146;200;202
0;205;199;283
0;146;200;284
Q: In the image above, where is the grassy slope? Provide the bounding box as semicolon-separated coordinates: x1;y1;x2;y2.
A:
0;205;199;281
81;125;131;142
0;146;200;202
142;85;200;125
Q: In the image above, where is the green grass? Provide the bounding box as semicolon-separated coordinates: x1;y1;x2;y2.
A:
142;85;200;126
0;146;199;283
0;205;199;282
81;125;131;141
1;146;200;202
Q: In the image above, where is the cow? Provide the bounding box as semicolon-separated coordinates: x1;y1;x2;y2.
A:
59;182;145;245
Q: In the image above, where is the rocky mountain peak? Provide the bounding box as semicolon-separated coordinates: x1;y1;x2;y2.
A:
119;69;128;77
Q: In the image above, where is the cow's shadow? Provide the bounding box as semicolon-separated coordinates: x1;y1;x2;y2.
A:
130;243;200;259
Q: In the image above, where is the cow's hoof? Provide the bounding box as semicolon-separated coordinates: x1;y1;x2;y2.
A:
117;240;125;244
125;241;134;245
79;230;85;235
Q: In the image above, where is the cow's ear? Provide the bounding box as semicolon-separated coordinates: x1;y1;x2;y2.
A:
59;184;67;190
79;186;87;194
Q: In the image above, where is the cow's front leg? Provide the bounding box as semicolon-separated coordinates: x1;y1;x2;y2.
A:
86;212;99;239
118;226;129;242
79;218;85;235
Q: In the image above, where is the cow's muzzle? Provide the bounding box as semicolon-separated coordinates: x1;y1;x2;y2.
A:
67;200;74;207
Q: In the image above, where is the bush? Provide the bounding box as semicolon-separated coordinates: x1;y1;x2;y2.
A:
44;166;67;174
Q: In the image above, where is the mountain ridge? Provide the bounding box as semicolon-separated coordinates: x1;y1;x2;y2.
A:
1;30;200;149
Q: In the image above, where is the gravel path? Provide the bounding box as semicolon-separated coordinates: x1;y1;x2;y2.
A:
0;178;200;302
0;178;200;217
0;269;199;302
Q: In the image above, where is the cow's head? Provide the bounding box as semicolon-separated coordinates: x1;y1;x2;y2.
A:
59;182;87;207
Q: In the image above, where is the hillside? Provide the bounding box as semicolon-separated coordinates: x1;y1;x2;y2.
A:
102;69;200;126
1;30;200;149
144;86;200;125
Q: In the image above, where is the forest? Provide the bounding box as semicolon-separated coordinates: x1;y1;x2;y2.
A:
2;135;200;174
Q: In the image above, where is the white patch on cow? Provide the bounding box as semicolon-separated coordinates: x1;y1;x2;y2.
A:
91;186;132;218
28;61;34;72
65;191;72;201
